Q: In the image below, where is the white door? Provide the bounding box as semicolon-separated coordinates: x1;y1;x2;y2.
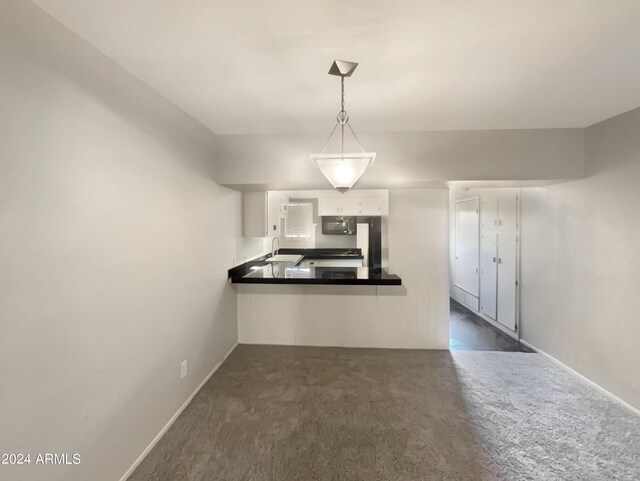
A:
480;230;498;320
481;194;498;230
497;231;517;330
498;191;518;231
454;199;480;297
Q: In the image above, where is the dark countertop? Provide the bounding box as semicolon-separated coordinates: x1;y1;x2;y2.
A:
228;248;402;286
279;248;364;260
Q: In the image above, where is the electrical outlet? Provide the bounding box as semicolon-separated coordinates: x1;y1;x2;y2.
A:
180;360;187;379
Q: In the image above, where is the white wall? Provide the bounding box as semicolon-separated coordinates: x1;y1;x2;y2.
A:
238;189;450;349
0;2;250;480
216;129;585;190
520;107;640;410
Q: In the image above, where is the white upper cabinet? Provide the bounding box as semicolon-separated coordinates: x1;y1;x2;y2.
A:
480;191;517;231
317;198;343;216
244;191;288;237
480;194;498;230
497;191;518;231
357;198;383;215
318;197;382;216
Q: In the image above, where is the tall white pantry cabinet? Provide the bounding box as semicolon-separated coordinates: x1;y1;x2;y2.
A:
479;191;519;332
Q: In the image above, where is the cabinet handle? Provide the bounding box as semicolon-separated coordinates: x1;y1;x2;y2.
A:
499;219;502;226
498;258;502;264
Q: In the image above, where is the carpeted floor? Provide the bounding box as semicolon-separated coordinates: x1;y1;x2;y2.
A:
129;345;640;481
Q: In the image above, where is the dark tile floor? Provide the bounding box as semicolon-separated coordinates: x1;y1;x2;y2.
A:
449;299;533;352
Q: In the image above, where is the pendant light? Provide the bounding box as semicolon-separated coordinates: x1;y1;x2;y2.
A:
310;60;376;193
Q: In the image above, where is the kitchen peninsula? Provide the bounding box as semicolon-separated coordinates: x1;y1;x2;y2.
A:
228;248;402;285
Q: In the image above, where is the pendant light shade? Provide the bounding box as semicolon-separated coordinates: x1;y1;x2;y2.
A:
310;152;376;193
311;60;375;193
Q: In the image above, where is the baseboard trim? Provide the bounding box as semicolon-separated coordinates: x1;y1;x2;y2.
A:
119;342;239;481
520;339;640;417
238;341;450;350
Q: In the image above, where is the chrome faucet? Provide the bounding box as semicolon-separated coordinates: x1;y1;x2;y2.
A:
271;237;280;258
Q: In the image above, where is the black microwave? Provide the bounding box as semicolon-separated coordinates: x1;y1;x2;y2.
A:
321;216;356;235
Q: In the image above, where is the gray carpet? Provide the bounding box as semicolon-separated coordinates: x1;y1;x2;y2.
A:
129;345;640;481
452;351;640;480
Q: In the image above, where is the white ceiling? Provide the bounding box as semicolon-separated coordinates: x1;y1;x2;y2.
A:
32;0;640;135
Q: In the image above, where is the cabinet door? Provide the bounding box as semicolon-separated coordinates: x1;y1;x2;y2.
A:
358;198;382;215
243;191;268;237
454;199;480;297
267;191;281;236
339;198;360;216
279;192;290;215
498;191;518;231
481;194;498;231
318;198;342;216
497;231;517;331
480;230;498;320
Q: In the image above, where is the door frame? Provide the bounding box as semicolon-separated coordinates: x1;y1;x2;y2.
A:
452;196;480;297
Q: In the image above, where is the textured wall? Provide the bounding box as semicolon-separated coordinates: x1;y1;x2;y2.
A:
215;129;585;190
520;107;640;410
0;2;248;480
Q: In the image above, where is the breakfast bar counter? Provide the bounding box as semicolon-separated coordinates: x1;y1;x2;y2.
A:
228;248;402;286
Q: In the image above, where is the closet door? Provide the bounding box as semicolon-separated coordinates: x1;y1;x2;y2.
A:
454;199;480;296
480;230;498;320
497;231;517;331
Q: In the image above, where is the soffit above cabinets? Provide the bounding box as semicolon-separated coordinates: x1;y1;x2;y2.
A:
32;0;640;134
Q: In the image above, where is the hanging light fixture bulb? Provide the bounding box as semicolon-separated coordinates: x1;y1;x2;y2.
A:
310;60;376;193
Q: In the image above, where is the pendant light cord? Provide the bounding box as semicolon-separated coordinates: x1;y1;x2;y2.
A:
318;74;366;155
341;76;345;114
341;77;345;161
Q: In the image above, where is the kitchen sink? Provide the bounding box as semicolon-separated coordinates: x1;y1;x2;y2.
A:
266;254;303;264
